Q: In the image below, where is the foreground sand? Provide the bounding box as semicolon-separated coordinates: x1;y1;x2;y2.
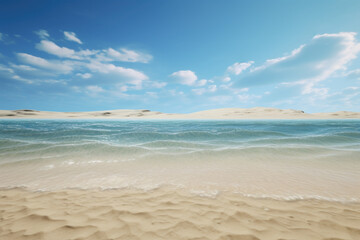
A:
0;107;360;119
1;188;359;240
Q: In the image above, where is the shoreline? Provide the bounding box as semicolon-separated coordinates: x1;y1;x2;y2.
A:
1;185;360;203
1;113;360;239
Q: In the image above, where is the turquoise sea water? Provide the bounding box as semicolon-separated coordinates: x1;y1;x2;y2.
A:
0;120;359;201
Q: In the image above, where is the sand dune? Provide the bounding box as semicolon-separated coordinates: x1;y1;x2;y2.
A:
0;107;360;119
0;188;359;240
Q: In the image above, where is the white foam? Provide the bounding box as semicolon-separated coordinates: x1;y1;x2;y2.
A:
190;189;219;198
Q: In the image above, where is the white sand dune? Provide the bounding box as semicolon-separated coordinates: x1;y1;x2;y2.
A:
1;188;360;240
0;107;359;119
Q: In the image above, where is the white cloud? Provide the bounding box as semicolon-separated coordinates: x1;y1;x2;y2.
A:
76;73;92;79
34;30;49;39
344;69;360;80
208;84;217;92
13;51;148;87
192;88;206;95
227;61;254;75
236;32;360;97
11;75;34;84
306;32;359;80
0;64;15;74
86;61;148;86
104;48;152;63
237;94;261;102
0;63;69;85
8;62;72;81
17;53;73;74
170;70;197;86
301;86;360;110
1;30;154;92
86;85;104;93
150;81;167;88
85;85;105;96
36;40;77;59
262;45;304;66
192;84;217;95
197;79;208;86
219;82;249;95
0;64;33;84
237;94;250;102
301;83;328;97
208;95;233;104
222;76;231;82
36;40;151;64
40;79;67;84
64;31;82;44
78;49;99;57
119;85;128;92
10;64;37;72
36;40;98;60
145;91;158;98
219;83;231;90
333;87;360;105
169;89;185;96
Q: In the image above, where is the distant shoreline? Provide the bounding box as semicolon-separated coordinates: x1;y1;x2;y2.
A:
1;107;360;119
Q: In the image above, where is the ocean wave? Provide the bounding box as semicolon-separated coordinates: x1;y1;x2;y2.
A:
1;120;359;200
1;143;357;168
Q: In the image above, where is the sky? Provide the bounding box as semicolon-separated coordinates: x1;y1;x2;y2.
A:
1;0;360;113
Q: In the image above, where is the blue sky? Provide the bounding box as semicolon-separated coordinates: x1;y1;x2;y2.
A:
1;0;360;113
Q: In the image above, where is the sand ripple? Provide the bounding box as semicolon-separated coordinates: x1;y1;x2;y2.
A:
1;188;360;240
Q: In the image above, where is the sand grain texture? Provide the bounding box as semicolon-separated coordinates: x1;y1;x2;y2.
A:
1;188;360;240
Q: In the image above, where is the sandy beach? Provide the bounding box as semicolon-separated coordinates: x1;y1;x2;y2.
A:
1;114;360;240
1;187;360;240
2;0;360;239
0;107;360;119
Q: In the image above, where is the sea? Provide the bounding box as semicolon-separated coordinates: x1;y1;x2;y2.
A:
0;119;359;201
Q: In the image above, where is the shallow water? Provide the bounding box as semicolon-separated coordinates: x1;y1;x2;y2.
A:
0;119;359;201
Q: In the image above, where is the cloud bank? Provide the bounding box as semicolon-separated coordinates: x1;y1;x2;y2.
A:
0;30;359;112
234;32;360;92
0;30;155;96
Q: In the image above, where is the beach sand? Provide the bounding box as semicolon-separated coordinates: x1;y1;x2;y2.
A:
0;107;360;119
1;109;360;239
0;188;360;240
